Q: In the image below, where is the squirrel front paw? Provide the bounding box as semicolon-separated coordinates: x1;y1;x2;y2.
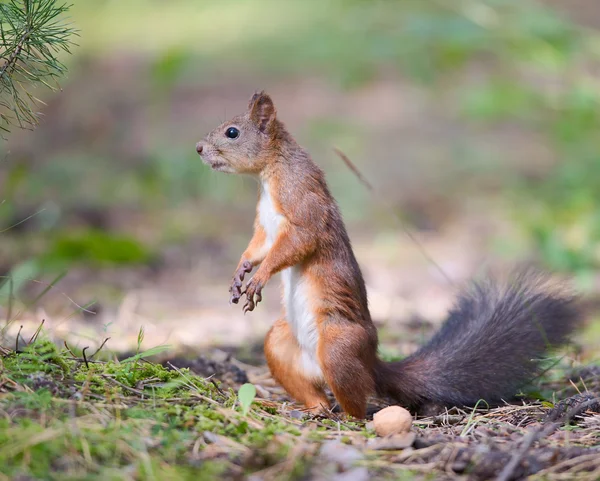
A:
243;277;264;313
230;260;253;304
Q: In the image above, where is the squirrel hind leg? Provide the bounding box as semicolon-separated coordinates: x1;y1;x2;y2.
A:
317;321;377;419
264;319;330;414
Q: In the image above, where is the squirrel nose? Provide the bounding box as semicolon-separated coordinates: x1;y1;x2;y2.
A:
196;142;204;154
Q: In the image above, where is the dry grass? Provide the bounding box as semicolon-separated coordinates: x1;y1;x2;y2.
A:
0;329;599;481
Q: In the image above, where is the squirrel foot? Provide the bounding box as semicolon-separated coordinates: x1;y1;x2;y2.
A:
243;277;263;313
230;260;253;304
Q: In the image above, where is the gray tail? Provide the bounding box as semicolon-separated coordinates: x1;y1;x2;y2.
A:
375;271;582;409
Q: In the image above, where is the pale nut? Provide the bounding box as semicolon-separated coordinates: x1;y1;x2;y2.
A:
373;405;412;437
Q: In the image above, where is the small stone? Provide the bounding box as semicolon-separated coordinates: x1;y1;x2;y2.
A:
203;431;220;444
331;467;370;481
289;409;307;420
373;405;412;437
254;384;270;399
320;440;363;470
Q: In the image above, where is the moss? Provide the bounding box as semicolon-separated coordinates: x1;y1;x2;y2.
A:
0;394;245;480
306;430;327;442
0;338;339;479
3;339;71;382
0;402;302;478
259;404;279;415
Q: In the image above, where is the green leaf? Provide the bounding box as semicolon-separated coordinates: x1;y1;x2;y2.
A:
120;345;172;363
238;383;256;416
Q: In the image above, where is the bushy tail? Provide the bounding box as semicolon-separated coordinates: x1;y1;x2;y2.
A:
375;271;582;410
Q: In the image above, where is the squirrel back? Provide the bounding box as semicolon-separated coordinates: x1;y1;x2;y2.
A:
376;271;581;411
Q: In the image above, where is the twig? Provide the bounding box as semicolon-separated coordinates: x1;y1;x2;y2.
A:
0;208;46;233
102;375;145;396
15;324;23;352
210;379;225;396
81;346;89;369
334;148;453;285
64;357;103;364
63;340;76;357
28;319;45;344
535;453;600;477
167;362;223;406
90;338;110;359
0;276;98;314
0;29;31;81
496;397;600;481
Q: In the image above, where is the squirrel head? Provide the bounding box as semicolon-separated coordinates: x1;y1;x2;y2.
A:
196;91;279;175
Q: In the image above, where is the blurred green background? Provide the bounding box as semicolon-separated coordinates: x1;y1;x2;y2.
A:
2;0;600;355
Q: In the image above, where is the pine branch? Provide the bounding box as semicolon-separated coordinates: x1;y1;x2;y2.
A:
0;0;76;134
0;27;32;84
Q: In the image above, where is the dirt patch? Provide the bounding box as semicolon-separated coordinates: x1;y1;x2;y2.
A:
163;354;249;386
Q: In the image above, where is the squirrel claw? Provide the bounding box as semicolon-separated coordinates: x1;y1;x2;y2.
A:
230;260;253;305
243;300;254;314
243;278;263;313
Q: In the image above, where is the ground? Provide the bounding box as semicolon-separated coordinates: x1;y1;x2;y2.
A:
0;334;599;480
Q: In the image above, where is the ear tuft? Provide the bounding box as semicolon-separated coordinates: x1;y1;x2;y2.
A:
248;91;276;133
248;90;266;110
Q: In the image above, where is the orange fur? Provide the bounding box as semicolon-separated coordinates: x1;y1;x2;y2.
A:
240;221;267;267
264;319;330;413
197;91;379;417
317;321;376;418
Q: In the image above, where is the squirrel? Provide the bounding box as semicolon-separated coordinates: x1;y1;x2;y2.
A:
195;91;581;419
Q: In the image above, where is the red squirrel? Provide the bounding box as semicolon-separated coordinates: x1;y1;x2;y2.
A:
195;91;581;419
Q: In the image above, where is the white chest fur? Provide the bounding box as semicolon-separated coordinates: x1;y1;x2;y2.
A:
258;181;283;247
258;181;322;380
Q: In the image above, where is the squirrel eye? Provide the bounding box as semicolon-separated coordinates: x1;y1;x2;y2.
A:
225;127;240;139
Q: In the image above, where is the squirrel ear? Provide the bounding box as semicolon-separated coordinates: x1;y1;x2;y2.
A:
248;91;276;133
